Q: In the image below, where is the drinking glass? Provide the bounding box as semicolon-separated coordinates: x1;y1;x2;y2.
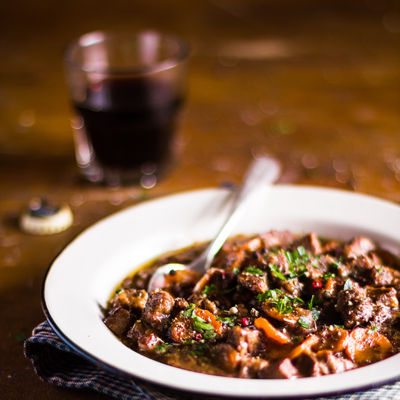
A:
63;31;189;187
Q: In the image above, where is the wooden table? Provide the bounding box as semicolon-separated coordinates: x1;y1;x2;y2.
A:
1;1;399;398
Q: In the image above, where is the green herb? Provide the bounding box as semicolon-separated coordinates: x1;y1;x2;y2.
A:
310;308;320;321
257;289;303;314
183;303;196;318
343;279;353;291
334;324;344;329
307;295;322;309
323;272;336;281
218;316;236;327
307;295;321;321
193;318;216;338
115;289;124;294
246;267;264;275
268;264;287;281
155;342;174;352
202;284;218;295
332;261;342;269
183;304;216;339
188;344;207;355
367;326;378;334
297;246;306;257
283;246;310;278
233;267;240;275
298;316;312;329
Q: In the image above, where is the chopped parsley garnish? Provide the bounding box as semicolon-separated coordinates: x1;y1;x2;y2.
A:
183;304;216;339
188;344;207;355
155;342;174;352
115;289;124;294
368;326;378;334
183;303;196;318
298;316;312;329
257;289;303;314
343;279;353;291
202;284;218;295
193;318;216;339
332;260;343;269
246;266;264;275
217;316;236;327
268;264;287;281
307;295;322;309
322;272;336;281
269;246;311;280
310;308;320;321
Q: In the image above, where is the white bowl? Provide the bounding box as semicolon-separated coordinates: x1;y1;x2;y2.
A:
42;185;400;398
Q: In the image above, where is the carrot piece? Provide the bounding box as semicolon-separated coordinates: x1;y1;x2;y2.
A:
261;303;298;325
324;277;335;292
345;327;393;365
286;334;320;359
255;317;292;344
194;308;223;334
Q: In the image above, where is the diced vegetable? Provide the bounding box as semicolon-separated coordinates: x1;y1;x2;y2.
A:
255;317;292;344
345;327;393;365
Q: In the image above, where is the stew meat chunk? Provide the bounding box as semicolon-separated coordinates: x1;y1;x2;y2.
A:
104;231;400;378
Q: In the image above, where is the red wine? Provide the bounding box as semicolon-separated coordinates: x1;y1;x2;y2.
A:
74;77;183;173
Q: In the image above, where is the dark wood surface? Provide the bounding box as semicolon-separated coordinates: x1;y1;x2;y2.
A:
1;1;400;398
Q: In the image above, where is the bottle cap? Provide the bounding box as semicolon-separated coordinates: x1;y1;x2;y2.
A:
20;198;73;235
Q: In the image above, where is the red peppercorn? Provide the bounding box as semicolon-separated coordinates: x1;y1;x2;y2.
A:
241;318;249;327
312;281;322;289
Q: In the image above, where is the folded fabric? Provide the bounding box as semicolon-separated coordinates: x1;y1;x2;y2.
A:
24;321;400;400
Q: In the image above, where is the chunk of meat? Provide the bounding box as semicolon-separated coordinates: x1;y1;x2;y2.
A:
210;343;241;374
169;313;197;344
104;306;135;336
345;327;393;365
186;294;219;314
295;350;354;377
318;350;355;374
138;332;163;352
228;326;265;355
193;268;235;293
239;357;269;378
258;358;299;379
237;271;268;294
294;350;330;376
336;287;373;328
279;278;304;298
111;289;148;315
342;237;375;259
142;290;175;331
368;287;399;308
291;232;322;255
172;297;189;317
259;230;295;248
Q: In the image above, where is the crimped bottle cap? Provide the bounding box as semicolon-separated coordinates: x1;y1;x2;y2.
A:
20;198;73;235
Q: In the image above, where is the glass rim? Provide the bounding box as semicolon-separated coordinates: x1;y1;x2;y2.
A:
63;30;190;75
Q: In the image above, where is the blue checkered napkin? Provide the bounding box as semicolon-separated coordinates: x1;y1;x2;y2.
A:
24;322;400;400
